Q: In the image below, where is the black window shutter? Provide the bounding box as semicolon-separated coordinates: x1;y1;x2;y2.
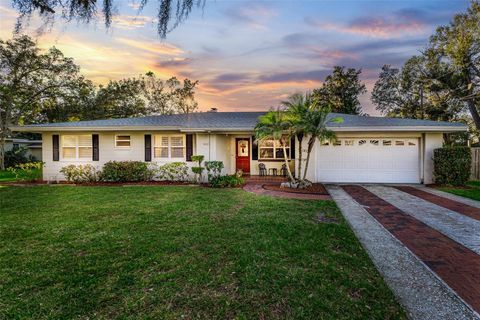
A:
92;134;99;161
144;134;152;162
290;136;296;159
251;136;258;160
52;135;59;161
186;134;193;161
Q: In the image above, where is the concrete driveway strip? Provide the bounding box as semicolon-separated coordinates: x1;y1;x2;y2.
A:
364;185;480;255
394;186;480;221
327;185;479;320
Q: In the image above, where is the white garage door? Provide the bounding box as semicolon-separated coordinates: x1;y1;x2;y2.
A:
316;138;420;183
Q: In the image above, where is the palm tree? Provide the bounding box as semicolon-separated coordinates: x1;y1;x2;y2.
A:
301;102;342;181
282;93;313;181
254;108;295;182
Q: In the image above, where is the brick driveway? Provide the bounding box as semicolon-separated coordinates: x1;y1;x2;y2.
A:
340;185;480;318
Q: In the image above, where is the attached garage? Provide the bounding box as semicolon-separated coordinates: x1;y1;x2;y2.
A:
316;138;421;183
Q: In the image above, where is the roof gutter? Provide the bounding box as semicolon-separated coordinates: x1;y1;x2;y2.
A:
328;125;467;132
10;125;467;133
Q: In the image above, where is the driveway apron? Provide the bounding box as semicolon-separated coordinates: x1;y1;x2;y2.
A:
341;185;480;317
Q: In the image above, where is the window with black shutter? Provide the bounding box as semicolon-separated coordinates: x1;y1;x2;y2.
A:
92;134;99;161
251;136;258;160
186;134;193;161
52;135;59;161
290;136;296;159
144;134;152;162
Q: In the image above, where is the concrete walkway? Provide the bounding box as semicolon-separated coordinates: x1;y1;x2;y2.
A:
328;185;479;320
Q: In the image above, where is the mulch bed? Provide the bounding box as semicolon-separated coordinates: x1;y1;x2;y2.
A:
71;181;197;187
0;181;200;187
262;183;329;195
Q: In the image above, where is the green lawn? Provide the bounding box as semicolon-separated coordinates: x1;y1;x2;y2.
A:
439;181;480;201
0;168;42;183
0;170;17;182
0;186;405;319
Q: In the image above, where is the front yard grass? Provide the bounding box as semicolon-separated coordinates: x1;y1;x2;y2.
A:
0;185;405;319
438;180;480;201
0;168;42;183
0;170;17;182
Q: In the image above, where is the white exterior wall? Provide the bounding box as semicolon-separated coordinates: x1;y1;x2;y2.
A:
423;132;443;184
43;131;193;181
42;130;445;183
215;134;231;175
195;133;213;162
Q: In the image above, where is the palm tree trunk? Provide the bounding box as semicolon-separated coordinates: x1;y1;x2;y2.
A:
296;134;303;180
282;144;295;182
302;137;315;180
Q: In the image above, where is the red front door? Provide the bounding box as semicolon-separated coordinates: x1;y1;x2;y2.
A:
235;138;250;174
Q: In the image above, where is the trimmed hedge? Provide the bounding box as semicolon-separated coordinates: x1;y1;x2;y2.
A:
433;146;471;186
209;174;245;188
101;161;154;182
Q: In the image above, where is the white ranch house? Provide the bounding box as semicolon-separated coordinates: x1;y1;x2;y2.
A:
12;112;467;184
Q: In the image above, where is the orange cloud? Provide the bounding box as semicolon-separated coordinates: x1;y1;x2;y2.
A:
308;17;426;38
116;37;183;55
111;15;154;30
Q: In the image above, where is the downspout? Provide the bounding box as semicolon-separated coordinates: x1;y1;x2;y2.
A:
208;131;211;161
420;133;425;184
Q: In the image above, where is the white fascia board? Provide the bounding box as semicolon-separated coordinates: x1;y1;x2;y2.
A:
10;126;257;132
11;125;467;133
327;126;467;132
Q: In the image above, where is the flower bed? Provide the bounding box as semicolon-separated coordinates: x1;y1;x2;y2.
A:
262;183;329;195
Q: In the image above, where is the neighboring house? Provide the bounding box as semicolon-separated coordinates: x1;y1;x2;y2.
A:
11;112;466;184
4;138;43;161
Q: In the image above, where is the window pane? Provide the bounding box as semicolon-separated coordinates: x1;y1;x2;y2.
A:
237;140;249;157
171;147;184;158
62;147;76;159
344;140;354;146
154;136;169;147
116;135;130;140
275;148;289;159
383;140;392;146
154;147;169;158
395;140;404;146
260;148;274;159
275;139;290;147
333;140;341;146
116;140;131;147
63;135;76;147
370;140;379;146
78;147;92;159
358;140;367;146
171;136;183;147
261;140;274;147
78;135;92;146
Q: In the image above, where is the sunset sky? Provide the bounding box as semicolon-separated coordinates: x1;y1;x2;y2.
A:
0;0;470;114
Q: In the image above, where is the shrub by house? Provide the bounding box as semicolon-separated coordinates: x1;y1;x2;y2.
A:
433;146;471;186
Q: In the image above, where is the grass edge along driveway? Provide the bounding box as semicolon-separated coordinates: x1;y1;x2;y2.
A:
0;185;406;319
439;181;480;201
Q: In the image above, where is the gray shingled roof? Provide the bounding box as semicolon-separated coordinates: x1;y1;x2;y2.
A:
14;111;467;130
